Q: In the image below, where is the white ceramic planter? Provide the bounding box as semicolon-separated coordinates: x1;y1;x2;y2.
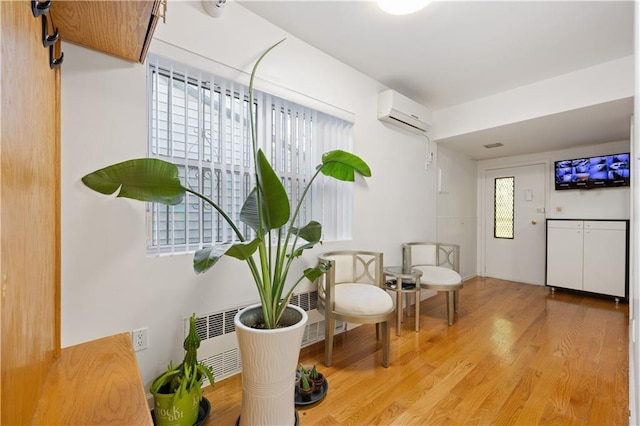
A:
234;304;308;426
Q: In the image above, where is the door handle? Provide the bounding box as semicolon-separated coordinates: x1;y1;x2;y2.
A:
531;220;537;225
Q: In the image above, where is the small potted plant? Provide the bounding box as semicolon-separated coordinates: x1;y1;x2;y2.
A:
296;364;309;390
309;364;324;394
298;364;309;378
296;374;315;402
150;314;215;426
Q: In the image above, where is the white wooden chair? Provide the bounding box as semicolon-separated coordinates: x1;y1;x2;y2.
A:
402;242;463;325
317;251;395;367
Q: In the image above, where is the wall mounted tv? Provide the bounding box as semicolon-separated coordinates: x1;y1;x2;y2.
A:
555;153;630;190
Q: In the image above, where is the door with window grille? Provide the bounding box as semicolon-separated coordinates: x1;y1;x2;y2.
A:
484;163;546;285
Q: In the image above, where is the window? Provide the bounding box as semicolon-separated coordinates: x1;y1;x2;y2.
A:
494;176;514;239
146;58;353;254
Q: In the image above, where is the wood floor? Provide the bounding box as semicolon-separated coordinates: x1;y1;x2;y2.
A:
202;277;629;425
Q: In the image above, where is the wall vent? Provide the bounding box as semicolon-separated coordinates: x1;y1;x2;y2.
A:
186;290;341;382
483;142;504;149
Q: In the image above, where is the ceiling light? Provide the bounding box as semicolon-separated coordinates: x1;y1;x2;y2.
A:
376;0;431;15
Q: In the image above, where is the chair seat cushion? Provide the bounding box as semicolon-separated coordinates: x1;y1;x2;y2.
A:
416;266;462;286
334;283;394;315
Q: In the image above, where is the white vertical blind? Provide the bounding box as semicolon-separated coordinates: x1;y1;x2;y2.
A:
147;57;354;254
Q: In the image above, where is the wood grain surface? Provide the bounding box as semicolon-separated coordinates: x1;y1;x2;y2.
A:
32;333;153;425
51;0;159;63
202;277;629;425
1;1;60;423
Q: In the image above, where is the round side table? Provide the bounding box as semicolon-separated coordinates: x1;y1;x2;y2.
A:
383;266;422;336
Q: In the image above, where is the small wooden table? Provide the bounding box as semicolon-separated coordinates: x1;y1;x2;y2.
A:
384;266;423;336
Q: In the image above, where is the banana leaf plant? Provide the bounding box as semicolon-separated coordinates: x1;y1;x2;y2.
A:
81;40;371;329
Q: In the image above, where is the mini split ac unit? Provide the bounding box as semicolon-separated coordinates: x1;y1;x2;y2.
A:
377;89;431;135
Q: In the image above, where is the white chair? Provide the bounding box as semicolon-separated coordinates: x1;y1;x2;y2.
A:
402;242;463;326
317;251;395;367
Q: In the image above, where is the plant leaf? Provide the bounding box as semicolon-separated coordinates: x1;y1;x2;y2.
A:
81;158;186;205
239;188;260;233
256;149;290;230
291;242;319;259
193;243;232;274
291;220;322;244
289;221;322;257
225;238;261;260
303;265;327;283
194;239;262;274
319;150;372;182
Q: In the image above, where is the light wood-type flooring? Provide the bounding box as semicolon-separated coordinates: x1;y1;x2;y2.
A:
202;277;629;425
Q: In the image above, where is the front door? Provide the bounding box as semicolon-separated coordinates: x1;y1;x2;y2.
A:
484;163;546;285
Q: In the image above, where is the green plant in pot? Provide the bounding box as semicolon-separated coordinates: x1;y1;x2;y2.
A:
151;314;214;426
309;364;325;393
296;374;315;403
81;40;370;425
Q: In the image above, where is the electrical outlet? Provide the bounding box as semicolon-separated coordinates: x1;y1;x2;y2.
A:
132;327;148;352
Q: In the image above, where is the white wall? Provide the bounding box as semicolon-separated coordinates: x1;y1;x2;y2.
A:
629;2;639;424
433;56;633;141
60;1;438;390
478;140;630;218
476;139;630;277
436;145;477;279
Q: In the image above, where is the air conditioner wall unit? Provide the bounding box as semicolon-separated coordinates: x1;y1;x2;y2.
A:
377;89;431;135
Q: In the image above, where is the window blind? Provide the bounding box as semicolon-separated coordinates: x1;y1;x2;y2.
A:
147;57;354;255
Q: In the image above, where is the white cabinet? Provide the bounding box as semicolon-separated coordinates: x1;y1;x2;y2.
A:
546;219;628;299
546;220;584;291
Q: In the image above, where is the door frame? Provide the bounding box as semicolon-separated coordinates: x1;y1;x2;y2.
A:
477;159;550;278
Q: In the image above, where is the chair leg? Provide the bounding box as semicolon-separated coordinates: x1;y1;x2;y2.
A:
414;292;420;332
446;290;455;326
395;291;402;337
454;289;460;312
381;320;390;368
325;316;335;367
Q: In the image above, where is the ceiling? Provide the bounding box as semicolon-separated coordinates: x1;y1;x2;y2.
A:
237;0;634;160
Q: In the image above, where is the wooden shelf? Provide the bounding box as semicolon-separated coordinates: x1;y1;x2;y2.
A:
51;0;161;63
32;333;153;425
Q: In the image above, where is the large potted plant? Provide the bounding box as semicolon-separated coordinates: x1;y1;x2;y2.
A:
81;40;371;425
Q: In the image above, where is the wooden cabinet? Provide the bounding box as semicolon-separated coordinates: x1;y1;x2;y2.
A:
32;334;153;425
51;0;162;63
546;219;628;300
1;2;60;423
1;2;157;423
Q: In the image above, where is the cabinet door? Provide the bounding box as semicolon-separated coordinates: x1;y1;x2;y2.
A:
546;221;584;290
51;0;160;63
583;221;627;297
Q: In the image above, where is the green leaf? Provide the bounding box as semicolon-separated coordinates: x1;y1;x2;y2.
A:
239;188;260;233
256;149;290;230
291;242;319;259
193;243;232;274
319;150;372;182
194;240;262;274
81;158;186;205
303;265;327;283
225;239;261;260
291;220;322;244
289;221;322;257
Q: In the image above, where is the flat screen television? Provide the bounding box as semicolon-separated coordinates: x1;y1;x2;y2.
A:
554;152;630;190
